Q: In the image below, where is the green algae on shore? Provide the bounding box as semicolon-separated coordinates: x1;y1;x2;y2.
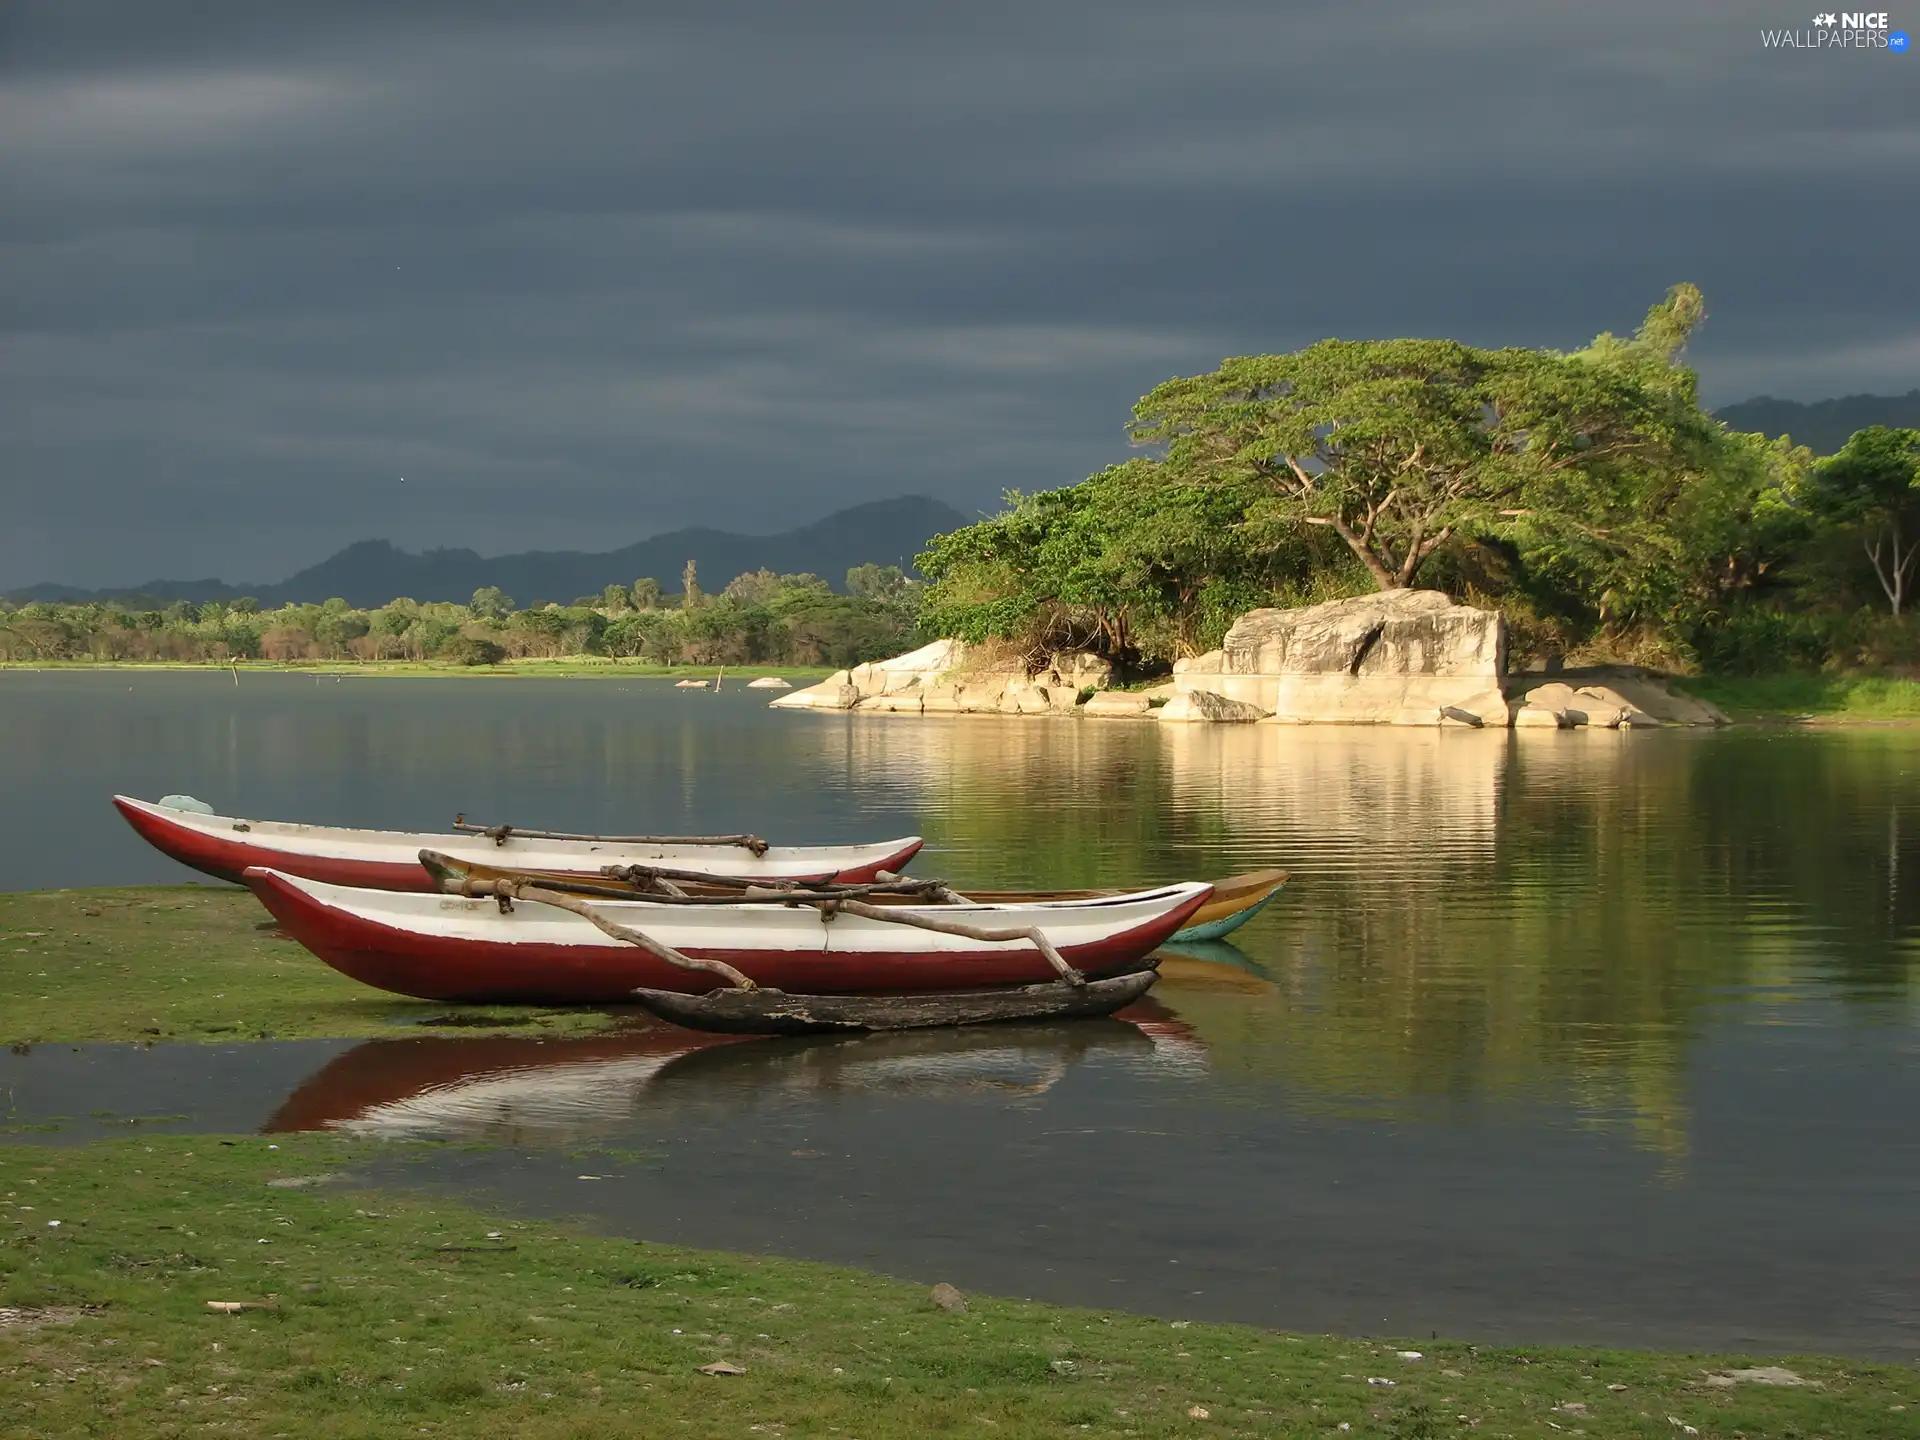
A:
0;886;628;1046
1;1135;1914;1439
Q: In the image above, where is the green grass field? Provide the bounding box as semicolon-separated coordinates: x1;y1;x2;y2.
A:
1673;673;1920;723
3;1136;1913;1439
0;887;627;1046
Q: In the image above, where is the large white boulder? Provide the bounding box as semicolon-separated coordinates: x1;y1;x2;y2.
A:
768;670;861;709
772;639;974;711
1223;589;1505;678
1170;590;1509;725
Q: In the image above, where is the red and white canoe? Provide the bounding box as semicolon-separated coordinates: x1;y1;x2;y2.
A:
245;867;1214;1004
112;795;923;890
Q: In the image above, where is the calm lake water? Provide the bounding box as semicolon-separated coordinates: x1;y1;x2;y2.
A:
4;670;1919;1357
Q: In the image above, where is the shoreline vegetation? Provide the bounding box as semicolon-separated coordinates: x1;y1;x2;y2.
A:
7;289;1920;723
0;886;628;1046
3;900;1914;1436
7;657;1919;725
0;565;923;673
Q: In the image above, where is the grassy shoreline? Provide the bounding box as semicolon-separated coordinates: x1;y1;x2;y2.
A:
5;893;1916;1434
1670;673;1920;724
3;1136;1913;1438
0;887;627;1046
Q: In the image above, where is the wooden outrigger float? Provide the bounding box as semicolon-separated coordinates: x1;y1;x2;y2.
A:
629;967;1161;1035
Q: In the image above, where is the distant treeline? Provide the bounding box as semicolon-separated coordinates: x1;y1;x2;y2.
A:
0;564;922;668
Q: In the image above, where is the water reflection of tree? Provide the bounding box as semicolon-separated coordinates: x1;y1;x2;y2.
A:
836;718;1920;1159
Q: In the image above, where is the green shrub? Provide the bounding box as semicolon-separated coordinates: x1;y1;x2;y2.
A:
441;635;507;666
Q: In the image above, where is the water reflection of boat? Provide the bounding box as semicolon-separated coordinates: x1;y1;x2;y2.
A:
1151;939;1278;994
263;1025;745;1142
263;1017;1182;1144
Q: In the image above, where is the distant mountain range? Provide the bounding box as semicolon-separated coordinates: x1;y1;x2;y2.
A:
1714;389;1920;456
9;494;971;609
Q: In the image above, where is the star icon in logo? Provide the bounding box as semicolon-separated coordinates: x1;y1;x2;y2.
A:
1813;11;1836;23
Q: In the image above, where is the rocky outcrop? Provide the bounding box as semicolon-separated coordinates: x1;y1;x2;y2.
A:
1513;705;1570;729
1173;590;1510;726
1082;690;1153;718
1158;689;1268;724
1055;655;1111;687
769;640;1114;716
1222;589;1505;677
768;608;1727;731
1505;673;1726;728
770;639;972;710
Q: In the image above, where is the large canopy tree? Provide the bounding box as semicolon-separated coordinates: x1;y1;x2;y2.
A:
1128;285;1721;597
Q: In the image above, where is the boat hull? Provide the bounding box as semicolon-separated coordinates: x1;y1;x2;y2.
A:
1165;868;1287;942
113;795;922;889
246;869;1213;1004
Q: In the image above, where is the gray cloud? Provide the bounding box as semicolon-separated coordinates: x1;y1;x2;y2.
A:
3;0;1915;587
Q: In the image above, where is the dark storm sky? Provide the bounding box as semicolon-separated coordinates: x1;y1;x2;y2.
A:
3;2;1914;588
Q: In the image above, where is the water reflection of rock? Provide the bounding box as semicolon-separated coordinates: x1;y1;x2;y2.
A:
798;716;1918;1164
264;1016;1194;1147
263;1027;742;1145
1160;724;1507;870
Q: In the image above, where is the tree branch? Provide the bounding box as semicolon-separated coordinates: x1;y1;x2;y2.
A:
1307;514;1399;590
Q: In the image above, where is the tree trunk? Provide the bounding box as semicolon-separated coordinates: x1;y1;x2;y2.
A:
1307;516;1400;590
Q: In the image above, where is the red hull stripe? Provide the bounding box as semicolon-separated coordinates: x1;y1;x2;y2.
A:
245;869;1211;1004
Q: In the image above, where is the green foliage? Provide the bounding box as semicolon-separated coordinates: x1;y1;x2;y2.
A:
0;567;918;669
721;568;784;605
846;562;915;604
915;284;1916;678
441;634;507;666
467;586;513;621
1803;426;1920;614
1130;285;1719;603
919;461;1325;667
